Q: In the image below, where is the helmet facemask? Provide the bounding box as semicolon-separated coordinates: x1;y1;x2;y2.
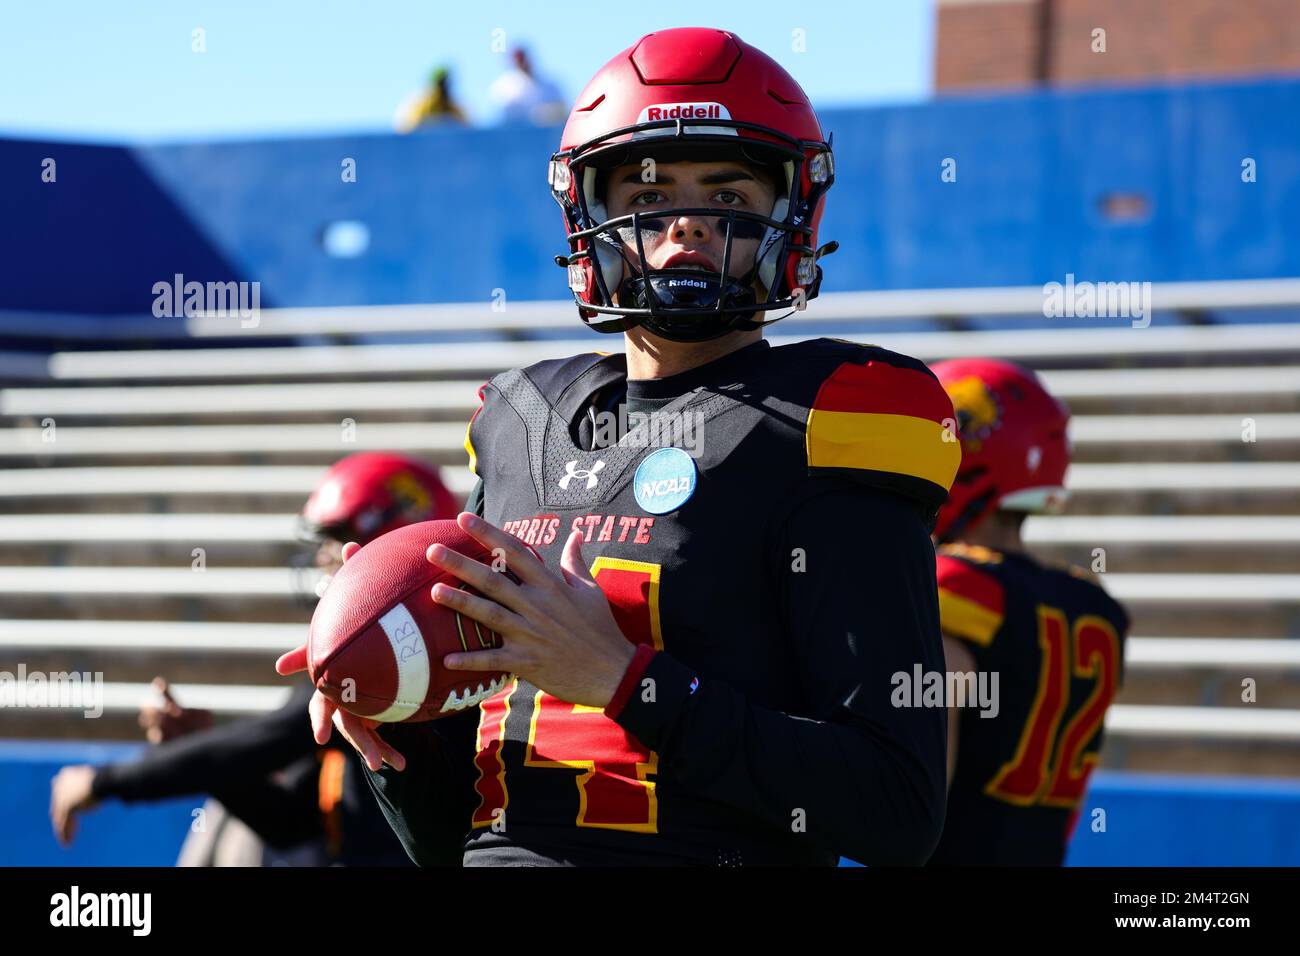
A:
289;518;346;607
551;121;836;343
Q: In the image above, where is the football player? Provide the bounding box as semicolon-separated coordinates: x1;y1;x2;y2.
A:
279;27;961;866
50;452;456;865
926;359;1130;865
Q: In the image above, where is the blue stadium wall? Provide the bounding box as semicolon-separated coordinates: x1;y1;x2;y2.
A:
1;77;1297;314
3;78;1300;866
4;741;1299;865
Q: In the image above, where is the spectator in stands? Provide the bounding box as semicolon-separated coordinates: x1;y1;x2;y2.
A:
395;65;469;132
490;45;566;125
48;452;460;866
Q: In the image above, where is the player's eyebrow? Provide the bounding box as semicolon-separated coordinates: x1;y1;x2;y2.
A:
616;169;760;186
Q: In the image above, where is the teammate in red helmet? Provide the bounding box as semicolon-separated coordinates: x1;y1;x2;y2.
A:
927;358;1130;865
53;453;458;866
297;452;459;597
300;451;459;545
281;28;959;867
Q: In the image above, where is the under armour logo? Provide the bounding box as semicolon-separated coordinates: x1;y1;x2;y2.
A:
559;459;606;490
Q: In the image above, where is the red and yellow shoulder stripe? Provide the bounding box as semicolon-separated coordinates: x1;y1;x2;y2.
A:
805;356;961;504
936;551;1006;647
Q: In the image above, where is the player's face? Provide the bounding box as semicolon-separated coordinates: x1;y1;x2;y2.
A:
315;538;345;576
603;159;779;287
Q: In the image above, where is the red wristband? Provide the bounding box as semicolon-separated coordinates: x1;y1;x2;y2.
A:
604;643;657;719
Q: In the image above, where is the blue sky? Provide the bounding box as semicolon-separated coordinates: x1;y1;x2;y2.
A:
0;0;935;143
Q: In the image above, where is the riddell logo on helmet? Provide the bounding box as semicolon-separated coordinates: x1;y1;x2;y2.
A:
637;102;731;123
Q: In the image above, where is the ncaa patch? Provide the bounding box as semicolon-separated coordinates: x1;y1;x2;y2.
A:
633;447;697;515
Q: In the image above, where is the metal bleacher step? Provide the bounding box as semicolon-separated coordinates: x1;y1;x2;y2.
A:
1023;516;1300;573
0;466;474;501
1064;462;1300;515
0;379;483;424
3;621;1293;666
0;566;314;595
4;513;1300;574
1117;673;1300;710
1068;461;1300;489
0;618;301;651
4;416;1298;463
0;463;1291;521
3;512;1295;544
5;366;1297;422
1106;575;1300;637
0;421;468;462
10;568;1283;601
1040;365;1300;398
1025;515;1300;543
9;283;1291;342
1110;740;1300;778
0;464;475;517
1106;704;1300;741
1;567;1297;636
17;681;296;716
0;619;302;695
36;323;1300;384
3;627;1295;703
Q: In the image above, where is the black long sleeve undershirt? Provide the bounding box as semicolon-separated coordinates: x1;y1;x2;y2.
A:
91;681;318;804
209;755;325;849
91;681;414;862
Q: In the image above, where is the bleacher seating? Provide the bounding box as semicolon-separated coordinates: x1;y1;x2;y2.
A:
2;285;1299;779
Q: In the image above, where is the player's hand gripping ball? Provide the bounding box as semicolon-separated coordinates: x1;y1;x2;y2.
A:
307;519;514;721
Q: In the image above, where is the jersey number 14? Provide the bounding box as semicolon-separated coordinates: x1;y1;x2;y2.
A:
470;558;663;832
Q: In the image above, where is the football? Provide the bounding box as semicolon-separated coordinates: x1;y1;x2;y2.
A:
307;518;513;722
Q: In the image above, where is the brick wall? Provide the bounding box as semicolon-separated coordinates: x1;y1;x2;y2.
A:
936;0;1300;91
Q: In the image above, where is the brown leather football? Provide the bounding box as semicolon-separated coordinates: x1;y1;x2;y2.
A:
308;519;512;721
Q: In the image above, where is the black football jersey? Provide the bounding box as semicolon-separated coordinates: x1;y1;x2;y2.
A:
928;543;1130;866
445;337;960;865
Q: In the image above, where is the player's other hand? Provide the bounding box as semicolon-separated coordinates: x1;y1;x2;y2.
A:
275;540;407;773
138;676;214;744
49;765;99;847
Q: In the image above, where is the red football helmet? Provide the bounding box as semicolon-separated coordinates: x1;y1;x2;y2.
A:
549;27;838;342
932;359;1071;542
298;452;459;547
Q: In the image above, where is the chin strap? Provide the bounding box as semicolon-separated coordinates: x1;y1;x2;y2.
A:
616;268;761;342
554;237;841;339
